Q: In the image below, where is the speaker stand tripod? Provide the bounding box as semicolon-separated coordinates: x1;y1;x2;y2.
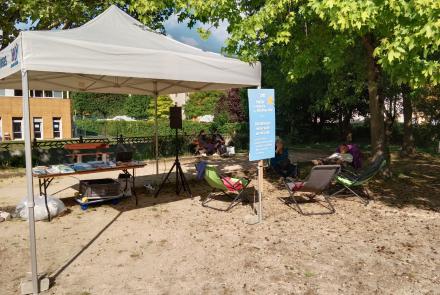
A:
154;129;192;198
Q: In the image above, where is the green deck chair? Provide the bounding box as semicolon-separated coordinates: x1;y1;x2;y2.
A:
202;165;250;211
332;155;387;204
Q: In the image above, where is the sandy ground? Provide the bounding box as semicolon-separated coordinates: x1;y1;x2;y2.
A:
0;151;439;295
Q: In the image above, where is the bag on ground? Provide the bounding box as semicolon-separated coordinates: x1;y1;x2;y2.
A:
15;195;66;221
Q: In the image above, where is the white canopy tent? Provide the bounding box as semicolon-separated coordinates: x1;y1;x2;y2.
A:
0;5;260;294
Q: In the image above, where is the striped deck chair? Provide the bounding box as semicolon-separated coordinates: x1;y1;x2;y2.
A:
282;165;341;215
201;165;250;211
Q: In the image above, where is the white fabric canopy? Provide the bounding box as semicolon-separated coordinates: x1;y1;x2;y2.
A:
0;5;260;94
0;6;261;294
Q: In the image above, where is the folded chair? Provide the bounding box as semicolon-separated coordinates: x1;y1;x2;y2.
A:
332;155;386;205
281;165;340;215
202;165;251;211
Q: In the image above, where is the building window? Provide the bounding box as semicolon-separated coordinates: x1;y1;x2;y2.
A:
53;118;62;139
52;91;63;98
33;118;43;139
14;89;23;97
12;117;23;140
33;90;44;97
0;89;5;96
44;90;53;98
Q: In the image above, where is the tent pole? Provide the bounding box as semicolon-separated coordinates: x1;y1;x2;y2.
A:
21;70;39;294
153;81;159;175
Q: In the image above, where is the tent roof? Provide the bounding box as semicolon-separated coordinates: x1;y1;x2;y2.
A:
0;5;260;95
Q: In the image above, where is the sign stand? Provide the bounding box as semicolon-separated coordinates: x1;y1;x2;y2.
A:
246;88;275;224
244;160;264;225
258;160;264;222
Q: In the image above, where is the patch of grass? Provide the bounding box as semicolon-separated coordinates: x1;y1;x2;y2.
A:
304;271;315;278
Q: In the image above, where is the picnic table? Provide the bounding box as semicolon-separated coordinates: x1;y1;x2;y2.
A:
34;162;146;221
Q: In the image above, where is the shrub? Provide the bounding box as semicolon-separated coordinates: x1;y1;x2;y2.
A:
75;119;246;138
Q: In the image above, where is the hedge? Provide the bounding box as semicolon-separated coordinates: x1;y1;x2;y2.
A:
75;119;247;138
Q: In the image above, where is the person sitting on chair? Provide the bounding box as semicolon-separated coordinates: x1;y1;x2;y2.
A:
212;129;227;155
336;143;362;169
270;138;299;179
197;130;215;155
312;143;353;166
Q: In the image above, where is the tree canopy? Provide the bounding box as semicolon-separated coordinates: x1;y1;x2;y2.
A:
184;91;223;119
3;0;439;158
147;95;174;119
124;95;150;119
0;0;172;49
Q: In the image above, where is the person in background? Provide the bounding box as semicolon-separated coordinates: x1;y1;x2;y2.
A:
212;129;227;155
270;138;299;179
312;143;359;168
197;130;215;155
336;143;362;169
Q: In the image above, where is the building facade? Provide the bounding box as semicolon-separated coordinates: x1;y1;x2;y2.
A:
0;89;72;141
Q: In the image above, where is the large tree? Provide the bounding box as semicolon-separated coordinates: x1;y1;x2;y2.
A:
0;0;172;49
143;0;439;166
0;1;20;48
215;89;247;123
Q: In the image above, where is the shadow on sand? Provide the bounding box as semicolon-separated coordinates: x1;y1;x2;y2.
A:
47;155;259;284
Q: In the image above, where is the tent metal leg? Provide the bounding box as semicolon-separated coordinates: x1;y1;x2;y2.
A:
21;69;39;294
153;82;159;175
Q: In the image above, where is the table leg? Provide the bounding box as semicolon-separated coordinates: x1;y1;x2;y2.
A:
38;179;43;196
43;179;51;222
132;168;137;206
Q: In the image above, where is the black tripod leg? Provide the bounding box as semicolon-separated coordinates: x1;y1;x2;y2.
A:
176;164;180;194
154;162;176;198
177;163;192;198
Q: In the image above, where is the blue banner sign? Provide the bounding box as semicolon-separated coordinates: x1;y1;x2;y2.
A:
248;89;275;161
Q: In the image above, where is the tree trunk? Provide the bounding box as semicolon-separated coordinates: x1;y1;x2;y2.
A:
401;86;416;156
342;111;353;143
362;35;390;174
338;109;344;140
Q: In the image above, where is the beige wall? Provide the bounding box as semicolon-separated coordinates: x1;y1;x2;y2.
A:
0;97;72;140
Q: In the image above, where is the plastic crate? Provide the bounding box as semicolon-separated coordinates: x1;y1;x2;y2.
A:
79;178;121;199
